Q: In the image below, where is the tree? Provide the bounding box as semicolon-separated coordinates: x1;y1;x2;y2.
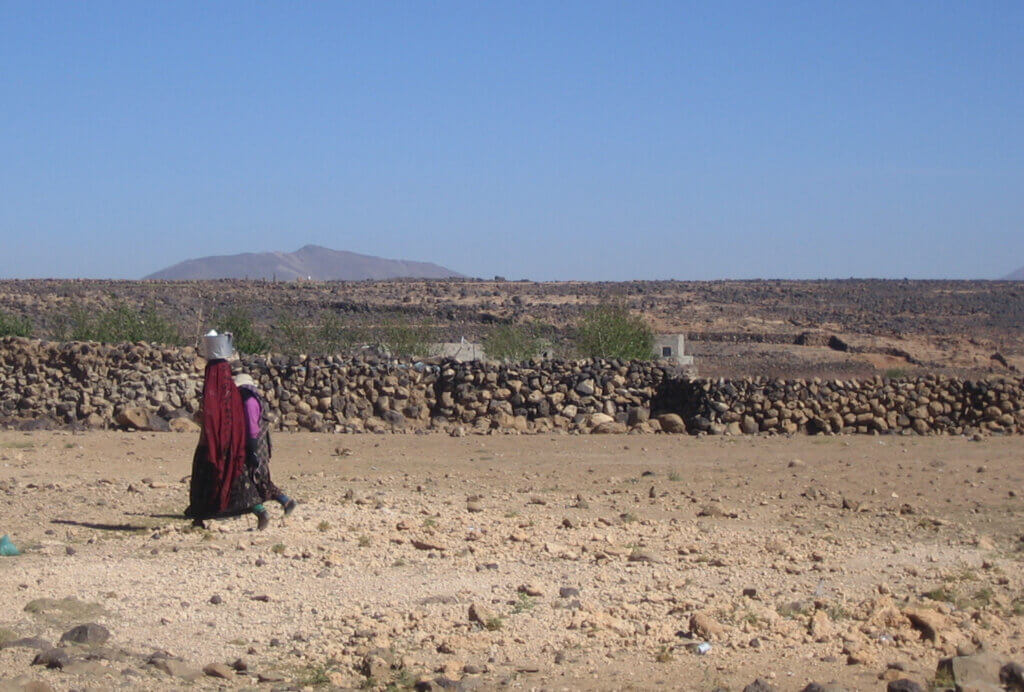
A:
575;304;653;360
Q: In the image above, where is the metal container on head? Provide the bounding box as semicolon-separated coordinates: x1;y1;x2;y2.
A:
202;330;235;360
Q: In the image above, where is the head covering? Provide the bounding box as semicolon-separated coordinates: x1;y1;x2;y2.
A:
233;373;256;389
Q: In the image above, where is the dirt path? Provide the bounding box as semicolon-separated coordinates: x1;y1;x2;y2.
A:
1;431;1022;690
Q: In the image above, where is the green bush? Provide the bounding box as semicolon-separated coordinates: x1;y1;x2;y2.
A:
272;311;364;356
313;311;364;355
575;303;653;360
484;323;546;362
371;317;433;360
217;308;270;354
65;303;182;345
0;311;32;338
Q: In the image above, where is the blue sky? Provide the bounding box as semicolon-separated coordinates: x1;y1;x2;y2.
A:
1;1;1021;280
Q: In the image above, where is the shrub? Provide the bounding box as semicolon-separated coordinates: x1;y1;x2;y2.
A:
575;303;653;360
314;311;364;355
372;317;433;360
0;311;32;338
217;308;269;354
65;303;182;345
272;311;365;356
484;323;546;362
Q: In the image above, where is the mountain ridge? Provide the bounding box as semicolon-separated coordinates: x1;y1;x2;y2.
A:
144;245;465;281
1003;265;1024;280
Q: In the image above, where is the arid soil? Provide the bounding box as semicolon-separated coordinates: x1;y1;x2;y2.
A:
1;431;1023;690
2;279;1023;378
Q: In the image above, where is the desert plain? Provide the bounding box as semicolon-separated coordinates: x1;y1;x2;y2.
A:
1;430;1022;691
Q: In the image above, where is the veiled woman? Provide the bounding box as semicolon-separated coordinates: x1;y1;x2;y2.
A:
185;337;291;529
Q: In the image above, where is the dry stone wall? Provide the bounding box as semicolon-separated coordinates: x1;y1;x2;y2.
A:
1;337;1021;436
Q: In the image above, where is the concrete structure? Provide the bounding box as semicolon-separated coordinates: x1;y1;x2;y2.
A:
430;338;486;363
653;333;694;366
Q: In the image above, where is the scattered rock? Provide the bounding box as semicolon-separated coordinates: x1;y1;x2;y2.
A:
151;658;203;681
468;603;496;627
202;662;234;679
1;638;52;651
939;652;1005;692
657;414;687;434
690;612;725;640
903;606;950;642
59;623;110;645
31;649;69;670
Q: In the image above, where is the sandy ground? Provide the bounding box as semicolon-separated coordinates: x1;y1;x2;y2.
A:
1;430;1023;691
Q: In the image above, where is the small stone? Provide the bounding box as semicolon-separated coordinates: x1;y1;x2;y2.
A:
32;648;69;669
203;662;234;679
517;584;543;597
559;587;580;598
886;680;924;692
903;607;949;642
743;679;778;692
1000;662;1024;688
411;539;446;551
152;658;203;681
468;603;496;627
628;548;662;563
690;612;725;640
1;637;53;651
257;670;286;683
209;595;222;605
60;623;110;645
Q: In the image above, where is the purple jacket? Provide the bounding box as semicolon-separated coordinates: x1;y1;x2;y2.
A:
240;386;261;440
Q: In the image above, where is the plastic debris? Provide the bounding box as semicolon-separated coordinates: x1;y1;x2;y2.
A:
0;534;19;556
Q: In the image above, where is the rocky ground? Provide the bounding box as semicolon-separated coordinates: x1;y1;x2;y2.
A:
1;431;1023;691
2;279;1023;379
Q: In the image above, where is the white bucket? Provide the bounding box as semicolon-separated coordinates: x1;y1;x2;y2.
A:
202;330;235;360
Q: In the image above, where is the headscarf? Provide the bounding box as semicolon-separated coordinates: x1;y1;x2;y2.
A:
199;360;247;513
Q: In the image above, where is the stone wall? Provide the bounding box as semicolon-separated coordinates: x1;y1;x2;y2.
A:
1;337;1021;436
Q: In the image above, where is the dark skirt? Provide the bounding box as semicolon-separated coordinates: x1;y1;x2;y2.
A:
186;443;281;520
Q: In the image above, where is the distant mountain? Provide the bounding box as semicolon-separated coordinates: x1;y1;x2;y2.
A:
144;245;465;281
1004;266;1024;280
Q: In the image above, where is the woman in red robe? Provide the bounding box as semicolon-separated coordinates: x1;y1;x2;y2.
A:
185;359;270;529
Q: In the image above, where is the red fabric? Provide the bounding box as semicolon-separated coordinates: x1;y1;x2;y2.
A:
199;361;247;513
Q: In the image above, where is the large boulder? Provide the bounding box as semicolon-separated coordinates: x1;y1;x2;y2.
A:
657;413;687;434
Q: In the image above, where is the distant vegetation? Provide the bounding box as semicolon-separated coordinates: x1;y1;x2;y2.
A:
371;318;435;360
216;308;270;354
56;303;182;345
0;311;33;338
574;303;654;360
483;322;552;362
271;311;363;355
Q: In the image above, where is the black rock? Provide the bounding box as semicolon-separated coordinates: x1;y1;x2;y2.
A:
1001;662;1024;689
60;623;110;645
887;680;924;692
743;679;778;692
558;587;580;598
32;647;70;669
209;594;222;605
